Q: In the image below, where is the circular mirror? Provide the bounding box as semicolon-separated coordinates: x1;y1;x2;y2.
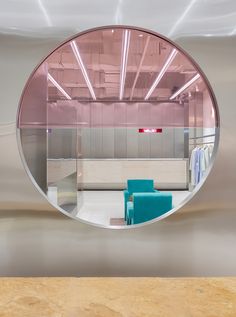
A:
17;26;219;228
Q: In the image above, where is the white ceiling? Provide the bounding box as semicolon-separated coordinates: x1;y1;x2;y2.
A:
0;0;236;39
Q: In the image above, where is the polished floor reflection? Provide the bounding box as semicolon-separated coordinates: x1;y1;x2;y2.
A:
47;188;190;226
79;190;190;226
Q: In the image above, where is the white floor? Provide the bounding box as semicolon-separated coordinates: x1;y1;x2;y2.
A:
77;191;124;225
47;187;190;226
76;190;190;226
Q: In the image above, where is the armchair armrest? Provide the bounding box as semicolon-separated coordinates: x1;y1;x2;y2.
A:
126;201;134;225
124;189;130;197
124;189;130;220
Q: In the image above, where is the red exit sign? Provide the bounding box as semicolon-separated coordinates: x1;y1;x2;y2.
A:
138;128;162;133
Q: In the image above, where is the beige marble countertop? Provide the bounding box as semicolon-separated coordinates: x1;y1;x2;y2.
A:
0;277;236;316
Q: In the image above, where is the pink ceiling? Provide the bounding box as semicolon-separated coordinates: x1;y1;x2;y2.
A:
18;27;217;129
46;28;198;101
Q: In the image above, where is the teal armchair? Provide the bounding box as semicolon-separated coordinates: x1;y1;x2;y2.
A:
126;192;172;225
124;179;158;220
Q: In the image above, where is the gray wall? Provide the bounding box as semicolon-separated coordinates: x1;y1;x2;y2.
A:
19;64;48;193
48;128;78;159
47;127;185;159
20;129;47;193
81;127;185;158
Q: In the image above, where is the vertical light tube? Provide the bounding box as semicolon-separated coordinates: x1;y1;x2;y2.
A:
48;73;72;100
169;73;201;100
144;48;178;100
130;36;150;100
70;40;96;100
119;29;131;100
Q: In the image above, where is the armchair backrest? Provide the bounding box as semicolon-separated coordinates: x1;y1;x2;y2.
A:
127;179;155;194
133;192;172;224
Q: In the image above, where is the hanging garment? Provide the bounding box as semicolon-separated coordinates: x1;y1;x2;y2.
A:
203;146;211;168
199;147;207;182
190;147;201;186
208;144;214;158
190;144;213;187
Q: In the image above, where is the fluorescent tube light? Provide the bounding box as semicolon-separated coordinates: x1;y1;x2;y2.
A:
119;29;131;100
70;40;96;100
48;73;72;100
144;48;178;100
169;73;201;100
130;36;150;100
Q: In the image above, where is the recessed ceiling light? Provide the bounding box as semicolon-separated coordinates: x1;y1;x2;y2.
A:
139;34;143;37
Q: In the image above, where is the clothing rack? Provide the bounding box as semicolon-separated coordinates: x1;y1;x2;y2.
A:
189;141;214;146
189;134;215;140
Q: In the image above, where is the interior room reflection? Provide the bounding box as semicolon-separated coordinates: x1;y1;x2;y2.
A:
18;27;218;227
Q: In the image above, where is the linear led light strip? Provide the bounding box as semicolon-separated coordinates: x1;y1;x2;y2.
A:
48;73;72;100
119;29;131;100
144;48;178;100
130;36;150;100
169;73;201;100
70;40;96;100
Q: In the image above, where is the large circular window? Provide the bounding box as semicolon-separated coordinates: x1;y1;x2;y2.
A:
17;26;219;228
